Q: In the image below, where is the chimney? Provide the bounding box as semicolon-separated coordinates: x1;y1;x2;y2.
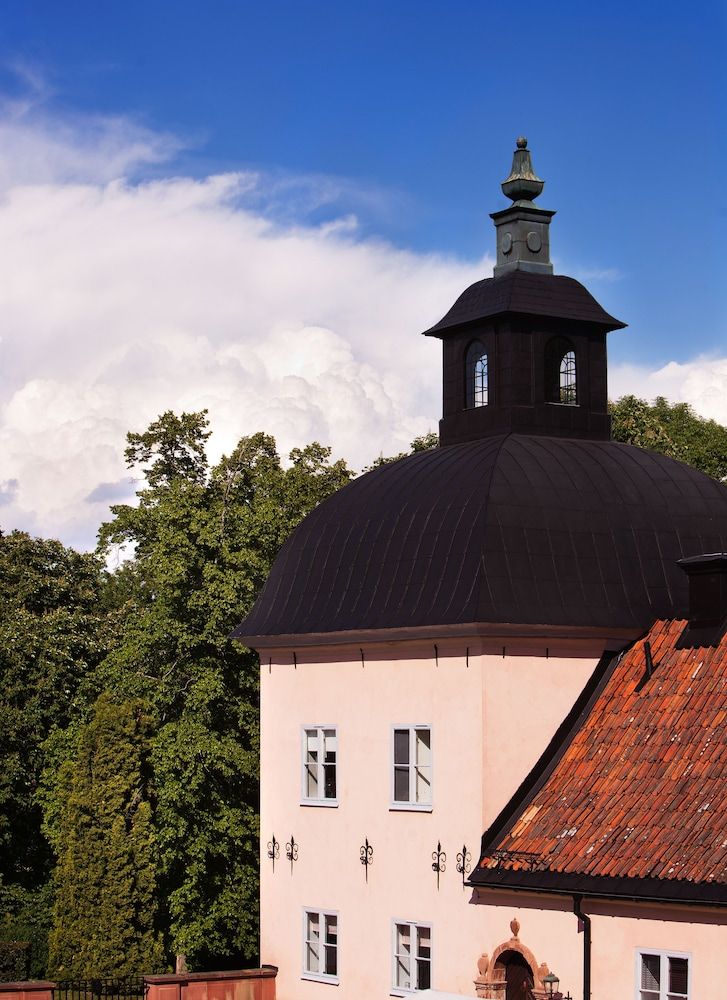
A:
677;553;727;644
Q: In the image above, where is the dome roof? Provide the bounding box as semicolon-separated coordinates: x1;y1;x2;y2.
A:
233;434;727;645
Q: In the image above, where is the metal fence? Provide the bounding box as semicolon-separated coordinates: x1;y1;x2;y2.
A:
54;978;147;1000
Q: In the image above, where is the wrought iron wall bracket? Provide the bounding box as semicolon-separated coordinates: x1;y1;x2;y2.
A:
267;834;280;873
431;840;446;889
360;837;373;882
286;834;299;873
456;842;471;887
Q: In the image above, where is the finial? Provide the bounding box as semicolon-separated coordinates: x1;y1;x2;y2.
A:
510;916;520;939
501;137;544;206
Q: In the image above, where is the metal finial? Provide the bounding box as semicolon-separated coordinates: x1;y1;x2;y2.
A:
501;138;544;205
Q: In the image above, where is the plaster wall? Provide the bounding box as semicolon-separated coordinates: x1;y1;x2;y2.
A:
259;638;596;999
470;892;726;1000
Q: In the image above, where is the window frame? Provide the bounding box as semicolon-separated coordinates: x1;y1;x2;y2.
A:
634;948;691;1000
390;724;433;812
391;918;432;995
300;725;338;807
465;340;488;409
302;907;340;985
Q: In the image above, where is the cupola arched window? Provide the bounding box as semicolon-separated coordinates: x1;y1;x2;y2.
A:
545;337;577;405
465;341;488;408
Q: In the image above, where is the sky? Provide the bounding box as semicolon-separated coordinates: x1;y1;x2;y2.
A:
0;1;724;550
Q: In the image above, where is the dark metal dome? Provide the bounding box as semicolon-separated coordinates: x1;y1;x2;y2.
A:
233;434;727;645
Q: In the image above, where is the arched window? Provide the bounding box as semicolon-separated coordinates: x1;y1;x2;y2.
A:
545;337;577;405
465;341;488;408
559;350;577;404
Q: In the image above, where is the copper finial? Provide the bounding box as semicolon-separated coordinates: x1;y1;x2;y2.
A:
501;138;544;205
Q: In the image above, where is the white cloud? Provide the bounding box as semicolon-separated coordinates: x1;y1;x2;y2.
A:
0;98;485;549
0;85;724;552
610;357;727;424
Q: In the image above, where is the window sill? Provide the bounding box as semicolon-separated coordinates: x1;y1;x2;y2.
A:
301;973;339;986
389;803;433;813
300;799;339;808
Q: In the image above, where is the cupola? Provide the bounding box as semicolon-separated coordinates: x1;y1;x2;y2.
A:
424;138;626;446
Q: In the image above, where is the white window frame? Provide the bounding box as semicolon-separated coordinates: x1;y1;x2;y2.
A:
302;907;339;984
391;918;432;995
301;725;338;807
390;724;433;811
634;948;691;1000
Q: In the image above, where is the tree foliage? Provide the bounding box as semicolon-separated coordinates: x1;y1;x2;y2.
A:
93;411;351;968
610;395;727;480
0;532;108;977
47;695;163;978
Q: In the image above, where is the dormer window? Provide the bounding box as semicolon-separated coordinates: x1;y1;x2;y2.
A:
465;341;488;408
545;337;577;405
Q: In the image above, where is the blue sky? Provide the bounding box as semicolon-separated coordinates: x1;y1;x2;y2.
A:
1;0;723;364
0;2;724;547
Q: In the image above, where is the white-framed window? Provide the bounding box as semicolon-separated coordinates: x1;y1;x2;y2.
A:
391;726;432;809
303;908;338;983
392;920;431;993
301;726;337;805
636;950;690;1000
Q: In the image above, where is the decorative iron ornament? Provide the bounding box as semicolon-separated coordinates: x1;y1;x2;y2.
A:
490;848;543;872
286;834;299;872
266;834;280;873
456;843;472;887
431;840;446;889
359;837;373;882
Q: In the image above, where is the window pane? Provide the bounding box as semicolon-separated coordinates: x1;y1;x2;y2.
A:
641;955;660;991
416;927;431;990
324;914;337;944
394;729;410;764
415;729;431;765
305;730;319;797
324;945;337;976
395;924;411;990
323;730;337;798
394;765;410;801
668;957;688;996
559;350;577;404
415;766;432;804
305;912;320;973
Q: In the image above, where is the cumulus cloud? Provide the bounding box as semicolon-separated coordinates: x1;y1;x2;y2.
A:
0;93;487;549
610;357;727;423
0;81;724;551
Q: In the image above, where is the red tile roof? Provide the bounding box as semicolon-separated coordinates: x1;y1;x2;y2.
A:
474;619;727;898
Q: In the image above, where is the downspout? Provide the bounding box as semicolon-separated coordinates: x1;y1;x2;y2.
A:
572;895;591;1000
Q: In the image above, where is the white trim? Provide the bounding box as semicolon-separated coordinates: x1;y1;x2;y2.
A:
302;906;340;985
634;948;691;1000
300;725;338;806
390;724;433;810
391;917;433;995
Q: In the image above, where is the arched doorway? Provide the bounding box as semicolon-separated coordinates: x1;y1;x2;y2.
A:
501;949;535;999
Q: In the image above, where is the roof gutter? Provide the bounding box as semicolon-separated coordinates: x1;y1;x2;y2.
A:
573;895;591;1000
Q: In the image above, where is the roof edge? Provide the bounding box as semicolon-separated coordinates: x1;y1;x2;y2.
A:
469;870;727;908
231;621;641;651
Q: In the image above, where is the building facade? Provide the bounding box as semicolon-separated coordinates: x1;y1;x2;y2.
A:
234;141;727;999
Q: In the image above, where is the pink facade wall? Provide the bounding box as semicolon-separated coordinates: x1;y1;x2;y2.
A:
259;636;598;998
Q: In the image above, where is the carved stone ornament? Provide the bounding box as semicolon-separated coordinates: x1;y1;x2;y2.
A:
474;917;554;999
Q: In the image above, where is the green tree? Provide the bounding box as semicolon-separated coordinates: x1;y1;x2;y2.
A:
364;429;439;470
96;411;351;969
0;531;108;976
610;395;727;481
47;694;163;978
